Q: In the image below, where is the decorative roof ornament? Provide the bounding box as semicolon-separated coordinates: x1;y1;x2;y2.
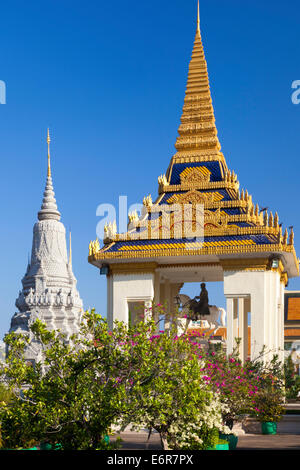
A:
89;238;100;256
289;227;294;246
158;174;168;186
128;210;139;223
143;195;153;208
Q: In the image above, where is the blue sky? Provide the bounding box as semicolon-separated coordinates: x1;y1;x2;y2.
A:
1;0;300;339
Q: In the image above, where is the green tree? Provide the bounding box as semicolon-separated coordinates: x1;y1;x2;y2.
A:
0;311;228;450
118;322;228;450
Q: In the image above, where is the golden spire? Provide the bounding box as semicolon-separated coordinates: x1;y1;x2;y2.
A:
174;1;221;159
47;128;51;177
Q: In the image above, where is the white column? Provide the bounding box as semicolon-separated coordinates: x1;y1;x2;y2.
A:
224;270;282;363
245;297;251;360
153;272;161;325
164;279;171;330
107;274;113;330
226;297;238;355
278;281;285;363
238;297;248;363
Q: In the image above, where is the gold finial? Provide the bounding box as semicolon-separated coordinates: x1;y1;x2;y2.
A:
289;227;294;246
197;0;200;33
174;0;221;156
47;128;51;177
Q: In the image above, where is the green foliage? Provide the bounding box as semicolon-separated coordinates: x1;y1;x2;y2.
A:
0;383;12;405
2;307;287;448
0;313;125;450
251;389;285;423
121;322;227;450
284;355;300;399
201;348;260;427
245;353;286;423
194;341;287;427
0;310;227;450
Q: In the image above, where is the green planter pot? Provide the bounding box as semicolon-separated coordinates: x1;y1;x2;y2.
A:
40;443;62;450
219;433;238;450
261;422;277;435
40;443;52;450
206;440;229;451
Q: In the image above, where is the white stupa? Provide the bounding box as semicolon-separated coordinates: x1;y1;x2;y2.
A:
9;130;83;361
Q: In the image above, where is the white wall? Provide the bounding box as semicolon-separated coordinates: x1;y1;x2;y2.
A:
224;270;284;362
107;273;155;328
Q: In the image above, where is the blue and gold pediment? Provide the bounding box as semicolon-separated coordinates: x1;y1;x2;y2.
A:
168;161;224;185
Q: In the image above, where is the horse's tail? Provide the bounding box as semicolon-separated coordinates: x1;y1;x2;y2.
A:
219;308;226;326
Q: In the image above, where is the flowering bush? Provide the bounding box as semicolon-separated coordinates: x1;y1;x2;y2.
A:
1;306;287;449
251;390;285;423
185;333;286;428
249;356;285;423
113;319;231;450
0;310;230;450
197;351;260;428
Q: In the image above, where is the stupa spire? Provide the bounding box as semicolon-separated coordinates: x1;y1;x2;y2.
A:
47;127;51;177
38;129;61;221
174;1;221;157
11;131;83;362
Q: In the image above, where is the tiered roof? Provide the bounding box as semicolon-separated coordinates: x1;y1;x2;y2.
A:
89;5;298;279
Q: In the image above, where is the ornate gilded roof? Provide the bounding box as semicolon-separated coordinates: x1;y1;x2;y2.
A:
88;6;298;278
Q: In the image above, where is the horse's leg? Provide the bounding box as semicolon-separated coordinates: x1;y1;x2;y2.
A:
211;322;219;337
208;312;220;337
183;318;191;334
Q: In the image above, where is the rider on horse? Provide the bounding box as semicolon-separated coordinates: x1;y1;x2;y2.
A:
189;283;210;321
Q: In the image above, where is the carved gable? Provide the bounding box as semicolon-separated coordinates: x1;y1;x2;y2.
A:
180;166;211;184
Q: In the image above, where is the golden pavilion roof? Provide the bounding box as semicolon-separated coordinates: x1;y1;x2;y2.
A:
88;5;298;280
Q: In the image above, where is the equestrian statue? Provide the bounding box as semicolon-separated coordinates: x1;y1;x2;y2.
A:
176;283;226;337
